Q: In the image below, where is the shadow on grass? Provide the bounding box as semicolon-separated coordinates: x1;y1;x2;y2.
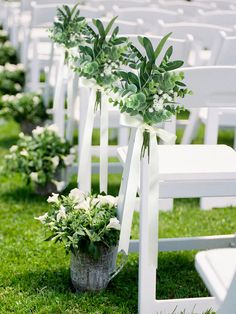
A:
0;185;46;204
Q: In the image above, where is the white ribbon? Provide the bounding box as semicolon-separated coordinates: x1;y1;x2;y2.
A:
120;113;177;145
118;113;176;256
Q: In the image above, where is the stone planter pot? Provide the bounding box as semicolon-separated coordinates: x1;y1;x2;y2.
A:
35;181;57;196
70;246;119;292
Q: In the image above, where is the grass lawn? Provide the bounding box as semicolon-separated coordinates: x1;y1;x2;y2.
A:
0;120;236;314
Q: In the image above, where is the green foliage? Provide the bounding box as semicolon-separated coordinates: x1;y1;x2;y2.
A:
49;3;87;50
0;41;18;65
0;63;25;95
73;17;131;90
0;29;9;43
5;125;75;187
0;92;48;124
36;190;120;260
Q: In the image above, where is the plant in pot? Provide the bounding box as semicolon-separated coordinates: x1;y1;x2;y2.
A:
35;189;124;292
0;92;49;134
0;63;25;95
5;124;76;196
0;41;18;65
110;33;192;155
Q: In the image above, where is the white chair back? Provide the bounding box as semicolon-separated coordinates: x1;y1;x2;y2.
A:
100;18;144;34
211;31;236;65
127;34;192;66
198;9;236;27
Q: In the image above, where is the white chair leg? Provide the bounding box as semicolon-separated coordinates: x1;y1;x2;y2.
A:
139;137;159;314
181;108;200;144
30;37;40;92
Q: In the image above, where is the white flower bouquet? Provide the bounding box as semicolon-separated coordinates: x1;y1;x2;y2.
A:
6;124;76;195
36;189;121;291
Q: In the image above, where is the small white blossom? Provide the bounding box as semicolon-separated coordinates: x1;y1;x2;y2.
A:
75;199;90;211
56;205;67;221
47;124;59;134
33;96;40;105
69;188;85;203
2;95;10;102
19;132;25;138
34;212;48;224
70;146;77;154
20;149;29;157
97;195;117;207
14;83;22;91
62;154;74;166
47;193;59;203
52;180;65;192
51;156;60;168
32;126;44;136
10;145;18;153
148;108;154;113
30;172;39;182
106;217;120;230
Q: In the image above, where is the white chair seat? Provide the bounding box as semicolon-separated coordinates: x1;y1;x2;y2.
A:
118;144;236;181
195;248;236;302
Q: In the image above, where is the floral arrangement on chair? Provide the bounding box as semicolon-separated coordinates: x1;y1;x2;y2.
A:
0;92;48;133
6;125;75;195
110;34;192;155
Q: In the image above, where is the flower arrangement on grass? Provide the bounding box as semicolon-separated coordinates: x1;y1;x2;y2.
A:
36;189;120;258
6;125;75;195
0;63;25;95
0;92;48;133
111;33;192;156
36;189;121;291
0;41;18;65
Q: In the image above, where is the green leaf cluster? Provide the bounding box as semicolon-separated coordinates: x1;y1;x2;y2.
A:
0;41;18;65
0;63;25;95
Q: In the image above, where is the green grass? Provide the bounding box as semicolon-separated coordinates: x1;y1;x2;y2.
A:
0;120;236;313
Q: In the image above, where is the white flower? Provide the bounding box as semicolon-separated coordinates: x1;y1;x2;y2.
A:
70;146;77;154
56;205;66;221
33;96;40;105
34;212;48;224
2;95;10;102
14;83;22;91
32;126;44;136
97;195;117;207
75;199;90;211
51;156;60;168
106;217;120;230
148;108;154;113
154;102;164;112
20;149;29;157
30;172;39;182
52;180;65;192
10;145;18;153
69;188;85;203
91;197;99;207
62;154;74;166
47;193;59;203
47;124;59;134
19;132;25;138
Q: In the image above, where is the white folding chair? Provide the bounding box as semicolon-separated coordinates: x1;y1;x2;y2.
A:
197;0;236;10
195;248;236;314
158;21;232;66
117;66;236;314
112;7;183;33
182;32;236;209
198;9;236;27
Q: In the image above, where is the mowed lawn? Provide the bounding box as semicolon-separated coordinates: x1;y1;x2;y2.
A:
0;119;236;314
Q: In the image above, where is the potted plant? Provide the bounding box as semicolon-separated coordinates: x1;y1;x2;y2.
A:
0;63;25;95
35;189;123;292
0;92;48;133
6;124;75;195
